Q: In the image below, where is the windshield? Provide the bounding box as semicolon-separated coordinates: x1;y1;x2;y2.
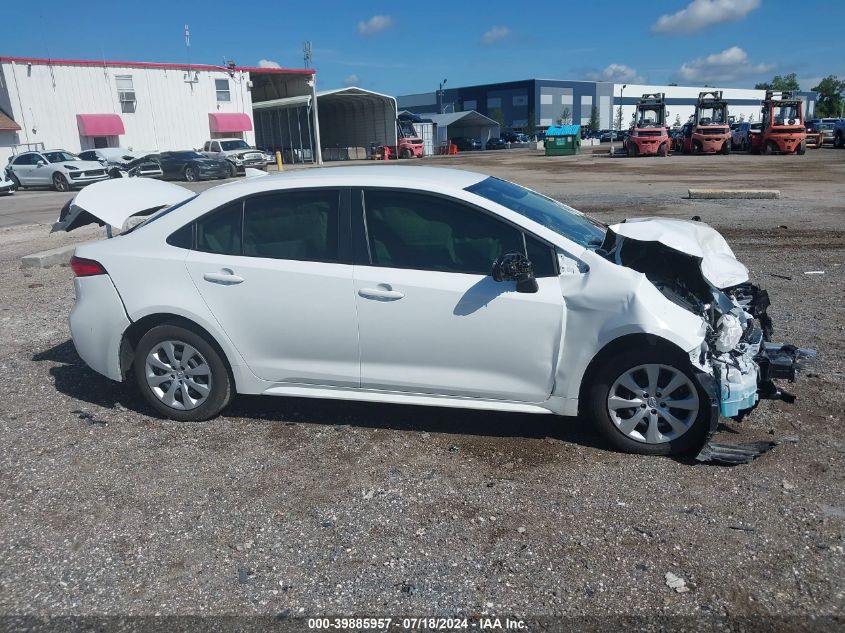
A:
220;140;251;151
772;104;802;125
44;151;79;163
696;106;726;125
465;177;606;249
636;106;664;127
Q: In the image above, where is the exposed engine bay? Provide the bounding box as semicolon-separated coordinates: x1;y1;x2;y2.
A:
599;220;815;461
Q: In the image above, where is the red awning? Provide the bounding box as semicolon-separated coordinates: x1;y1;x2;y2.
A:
209;112;253;133
76;114;125;136
0;110;21;131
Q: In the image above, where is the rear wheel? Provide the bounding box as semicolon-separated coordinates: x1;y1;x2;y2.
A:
52;173;70;192
400;148;412;159
184;165;198;182
659;142;668;157
692;141;701;154
796;141;806;155
834;132;844;149
763;140;775;155
721;139;731;155
133;324;232;422
586;348;710;456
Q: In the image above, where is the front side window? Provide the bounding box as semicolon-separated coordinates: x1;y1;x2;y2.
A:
362;189;554;276
465;177;605;249
215;78;231;103
243;191;339;262
116;76;136;113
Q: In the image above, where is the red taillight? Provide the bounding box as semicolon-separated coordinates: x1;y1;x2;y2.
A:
70;256;107;277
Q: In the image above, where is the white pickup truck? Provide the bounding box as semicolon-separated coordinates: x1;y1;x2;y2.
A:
201;138;266;177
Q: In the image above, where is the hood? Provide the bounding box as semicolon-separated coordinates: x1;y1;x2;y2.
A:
196;157;227;167
606;217;749;289
53;177;194;232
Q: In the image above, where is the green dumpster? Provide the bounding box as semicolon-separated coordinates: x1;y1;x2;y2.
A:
544;124;581;156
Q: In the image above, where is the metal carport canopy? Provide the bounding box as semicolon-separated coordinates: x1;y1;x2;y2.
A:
316;87;397;148
426;111;500;144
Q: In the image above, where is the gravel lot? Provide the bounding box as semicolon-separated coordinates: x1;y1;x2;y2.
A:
0;150;843;627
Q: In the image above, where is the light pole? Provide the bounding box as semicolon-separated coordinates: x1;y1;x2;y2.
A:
610;83;626;156
438;78;447;114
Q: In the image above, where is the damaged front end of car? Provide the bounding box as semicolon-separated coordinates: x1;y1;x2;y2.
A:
599;218;815;462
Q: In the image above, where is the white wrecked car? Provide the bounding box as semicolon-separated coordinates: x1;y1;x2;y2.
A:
56;167;813;457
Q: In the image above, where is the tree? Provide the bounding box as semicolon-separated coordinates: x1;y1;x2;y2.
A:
755;73;800;91
614;105;623;130
738;112;745;123
812;75;845;117
490;107;505;128
559;106;572;125
526;111;536;136
588;106;599;132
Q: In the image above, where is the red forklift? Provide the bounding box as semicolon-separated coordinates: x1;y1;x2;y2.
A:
677;91;731;154
747;91;807;155
396;112;425;159
624;93;670;157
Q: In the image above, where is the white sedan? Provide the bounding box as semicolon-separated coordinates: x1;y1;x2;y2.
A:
58;167;812;456
7;150;109;191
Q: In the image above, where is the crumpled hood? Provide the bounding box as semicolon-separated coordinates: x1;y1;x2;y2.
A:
608;217;749;289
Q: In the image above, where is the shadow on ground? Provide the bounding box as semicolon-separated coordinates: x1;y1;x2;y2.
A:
34;339;608;451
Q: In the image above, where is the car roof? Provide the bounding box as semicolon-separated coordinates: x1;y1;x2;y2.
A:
200;166;489;200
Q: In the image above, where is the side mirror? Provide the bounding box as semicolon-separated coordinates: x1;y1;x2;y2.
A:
492;252;538;294
36;160;46;167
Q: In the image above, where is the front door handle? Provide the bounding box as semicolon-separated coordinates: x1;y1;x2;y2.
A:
203;269;244;285
358;285;404;301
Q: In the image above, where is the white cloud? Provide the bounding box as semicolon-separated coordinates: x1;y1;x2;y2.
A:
481;26;511;45
357;15;393;35
585;64;645;84
257;59;281;69
652;0;760;33
343;74;360;87
673;46;774;84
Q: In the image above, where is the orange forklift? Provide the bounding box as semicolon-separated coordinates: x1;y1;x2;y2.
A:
624;93;670;157
677;91;731;154
747;91;807;155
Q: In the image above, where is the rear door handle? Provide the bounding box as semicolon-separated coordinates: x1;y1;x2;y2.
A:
203;269;244;285
358;285;404;301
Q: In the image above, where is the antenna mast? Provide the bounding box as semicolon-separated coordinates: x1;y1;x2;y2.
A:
303;41;312;69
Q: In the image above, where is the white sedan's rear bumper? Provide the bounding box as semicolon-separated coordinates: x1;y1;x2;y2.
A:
69;275;130;381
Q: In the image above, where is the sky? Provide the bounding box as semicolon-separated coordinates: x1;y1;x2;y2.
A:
4;0;844;95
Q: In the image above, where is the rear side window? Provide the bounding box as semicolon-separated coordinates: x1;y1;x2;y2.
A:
243;191;339;262
363;190;556;276
196;201;242;255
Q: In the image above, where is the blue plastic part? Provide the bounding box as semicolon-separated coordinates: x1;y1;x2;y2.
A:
720;373;759;417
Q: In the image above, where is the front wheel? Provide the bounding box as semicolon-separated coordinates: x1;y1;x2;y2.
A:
585;348;710;455
133;324;232;421
796;141;806;155
53;173;70;192
834;132;844;149
227;162;238;178
659;142;668;157
721;139;731;155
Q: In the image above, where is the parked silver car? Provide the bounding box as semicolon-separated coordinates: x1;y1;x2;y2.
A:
7;150;109;191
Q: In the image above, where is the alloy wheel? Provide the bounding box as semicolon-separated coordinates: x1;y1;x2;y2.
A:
607;364;700;444
185;166;198;181
53;173;69;192
144;340;212;410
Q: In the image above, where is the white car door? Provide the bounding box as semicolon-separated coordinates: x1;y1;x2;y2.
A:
353;188;564;403
11;153;38;185
184;189;360;386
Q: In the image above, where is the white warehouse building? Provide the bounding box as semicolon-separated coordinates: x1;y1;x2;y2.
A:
0;56;317;165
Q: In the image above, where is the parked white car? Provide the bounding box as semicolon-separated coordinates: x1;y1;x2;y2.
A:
57;167;812;456
7;150;109;191
201;138;266;177
78;148;163;179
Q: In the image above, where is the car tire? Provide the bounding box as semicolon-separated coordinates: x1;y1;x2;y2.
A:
721;139;731;155
52;173;70;192
8;172;21;189
184;166;198;182
227;162;238;178
585;347;711;456
834;132;844;149
763;141;774;155
692;141;701;154
400;149;411;159
133;324;232;422
659;142;668;157
796;141;806;155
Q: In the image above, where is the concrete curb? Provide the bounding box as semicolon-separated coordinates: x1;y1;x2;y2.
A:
688;189;780;200
21;242;89;269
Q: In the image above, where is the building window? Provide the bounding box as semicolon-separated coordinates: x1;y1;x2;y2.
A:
116;76;136;113
215;78;231;102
